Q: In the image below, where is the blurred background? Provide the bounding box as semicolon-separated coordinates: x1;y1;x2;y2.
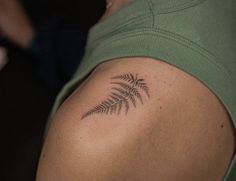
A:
1;0;105;180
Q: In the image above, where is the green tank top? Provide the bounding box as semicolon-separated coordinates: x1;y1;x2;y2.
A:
50;0;236;179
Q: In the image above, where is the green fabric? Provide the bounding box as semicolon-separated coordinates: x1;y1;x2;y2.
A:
49;0;236;179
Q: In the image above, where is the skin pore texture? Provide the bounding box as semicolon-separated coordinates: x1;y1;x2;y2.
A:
36;1;236;181
37;57;235;181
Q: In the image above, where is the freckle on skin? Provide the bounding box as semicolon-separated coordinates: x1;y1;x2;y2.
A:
221;124;224;128
160;106;162;110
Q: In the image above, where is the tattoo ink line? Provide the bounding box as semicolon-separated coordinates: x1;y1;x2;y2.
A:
81;73;150;119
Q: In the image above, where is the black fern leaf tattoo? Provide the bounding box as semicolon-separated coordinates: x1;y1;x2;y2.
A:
81;73;150;119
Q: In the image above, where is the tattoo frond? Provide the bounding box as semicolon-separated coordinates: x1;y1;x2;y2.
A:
112;73;136;84
81;73;150;119
135;82;150;98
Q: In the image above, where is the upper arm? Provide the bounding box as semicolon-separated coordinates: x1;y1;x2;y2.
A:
36;57;235;181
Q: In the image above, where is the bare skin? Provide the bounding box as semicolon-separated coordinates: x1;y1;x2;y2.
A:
0;0;35;48
36;57;235;181
100;0;134;21
36;2;236;181
0;46;8;70
0;0;132;48
5;0;232;180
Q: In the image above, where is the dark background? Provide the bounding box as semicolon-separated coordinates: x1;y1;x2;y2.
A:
1;0;105;180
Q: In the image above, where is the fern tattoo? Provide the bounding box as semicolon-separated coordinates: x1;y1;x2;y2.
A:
81;73;150;119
